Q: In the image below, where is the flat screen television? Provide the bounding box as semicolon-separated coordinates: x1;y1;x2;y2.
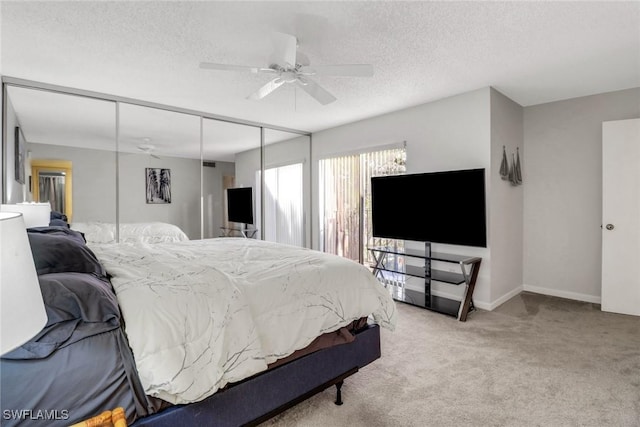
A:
227;187;254;225
371;168;486;247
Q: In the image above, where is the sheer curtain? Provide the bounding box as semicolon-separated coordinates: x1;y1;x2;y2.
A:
39;175;65;213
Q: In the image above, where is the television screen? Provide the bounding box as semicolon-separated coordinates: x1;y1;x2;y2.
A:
371;168;486;247
227;187;254;225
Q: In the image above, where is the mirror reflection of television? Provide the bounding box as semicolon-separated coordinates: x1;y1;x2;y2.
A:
371;168;487;247
227;187;254;225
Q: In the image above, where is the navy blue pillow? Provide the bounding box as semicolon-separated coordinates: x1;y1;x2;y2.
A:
49;219;69;228
3;272;120;359
27;228;106;277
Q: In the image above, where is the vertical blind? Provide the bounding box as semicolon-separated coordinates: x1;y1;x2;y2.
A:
263;163;304;247
319;147;406;264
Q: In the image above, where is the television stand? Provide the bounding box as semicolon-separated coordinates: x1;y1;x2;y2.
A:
220;226;258;239
369;242;481;321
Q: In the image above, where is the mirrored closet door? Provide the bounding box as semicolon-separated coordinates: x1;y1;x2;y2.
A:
262;129;311;248
117;103;202;241
4;85;117;230
3;78;312;245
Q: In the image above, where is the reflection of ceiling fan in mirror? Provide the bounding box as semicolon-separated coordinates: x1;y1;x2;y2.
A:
136;143;161;159
199;32;374;105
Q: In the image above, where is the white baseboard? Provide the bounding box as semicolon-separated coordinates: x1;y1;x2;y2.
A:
472;285;600;312
431;288;521;312
398;282;601;313
522;284;601;304
422;287;521;312
477;286;524;311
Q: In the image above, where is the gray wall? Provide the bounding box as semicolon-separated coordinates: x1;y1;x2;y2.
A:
523;87;640;302
28;143;116;223
4;95;24;204
311;87;494;306
490;88;524;306
118;153;201;240
28;143;204;240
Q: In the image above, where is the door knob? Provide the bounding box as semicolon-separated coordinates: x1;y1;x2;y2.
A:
605;224;615;230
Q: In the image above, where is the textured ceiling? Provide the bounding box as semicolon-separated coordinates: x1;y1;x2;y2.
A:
2;1;639;135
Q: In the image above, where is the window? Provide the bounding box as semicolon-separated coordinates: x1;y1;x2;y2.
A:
319;147;406;264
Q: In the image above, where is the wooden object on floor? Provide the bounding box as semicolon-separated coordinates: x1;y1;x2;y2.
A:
69;407;127;427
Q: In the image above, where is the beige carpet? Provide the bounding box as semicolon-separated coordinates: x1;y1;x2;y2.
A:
263;292;640;426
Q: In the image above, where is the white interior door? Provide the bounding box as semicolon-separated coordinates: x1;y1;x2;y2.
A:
601;118;640;316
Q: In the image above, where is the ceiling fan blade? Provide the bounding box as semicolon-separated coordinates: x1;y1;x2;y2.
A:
269;32;297;67
299;64;374;77
295;78;337;105
247;78;286;100
199;62;275;74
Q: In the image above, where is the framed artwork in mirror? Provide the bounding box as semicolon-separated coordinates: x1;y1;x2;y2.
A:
14;127;25;184
146;168;171;204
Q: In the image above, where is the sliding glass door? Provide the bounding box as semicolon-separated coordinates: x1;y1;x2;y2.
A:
319;147;406;264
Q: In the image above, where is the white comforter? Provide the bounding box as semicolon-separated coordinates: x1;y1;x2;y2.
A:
91;238;396;404
72;221;189;244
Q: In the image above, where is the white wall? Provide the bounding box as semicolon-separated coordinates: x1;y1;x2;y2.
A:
489;88;524;307
523;88;640;302
311;87;494;306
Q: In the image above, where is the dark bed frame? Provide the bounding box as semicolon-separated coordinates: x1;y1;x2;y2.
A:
131;324;381;427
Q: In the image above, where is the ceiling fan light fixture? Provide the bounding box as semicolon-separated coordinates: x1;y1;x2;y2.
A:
200;31;373;105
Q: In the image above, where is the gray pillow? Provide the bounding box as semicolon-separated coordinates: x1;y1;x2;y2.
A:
27;228;106;277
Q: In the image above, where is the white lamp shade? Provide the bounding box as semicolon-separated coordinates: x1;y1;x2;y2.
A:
0;202;51;228
0;212;47;354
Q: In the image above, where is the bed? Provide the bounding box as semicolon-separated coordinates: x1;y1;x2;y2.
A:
0;226;396;426
70;221;190;244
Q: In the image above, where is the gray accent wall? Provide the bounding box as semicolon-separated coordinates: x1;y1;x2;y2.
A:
490;88;524;306
523;87;640;302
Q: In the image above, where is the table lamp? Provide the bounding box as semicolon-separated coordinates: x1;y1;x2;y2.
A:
0;212;47;355
0;202;51;228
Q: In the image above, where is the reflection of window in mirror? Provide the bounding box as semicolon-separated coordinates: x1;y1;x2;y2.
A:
31;159;73;222
222;175;235;230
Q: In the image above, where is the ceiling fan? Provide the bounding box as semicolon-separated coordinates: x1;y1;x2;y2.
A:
199;32;374;105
